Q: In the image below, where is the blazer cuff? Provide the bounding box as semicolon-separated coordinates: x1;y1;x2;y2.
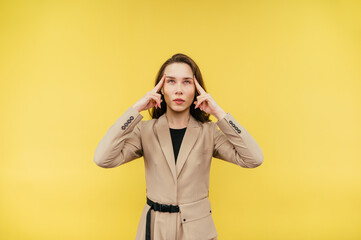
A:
115;106;143;132
216;112;245;135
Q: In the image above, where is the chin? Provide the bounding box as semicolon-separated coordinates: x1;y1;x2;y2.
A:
170;105;190;113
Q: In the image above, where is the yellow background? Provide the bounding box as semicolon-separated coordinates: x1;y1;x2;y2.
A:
1;0;360;239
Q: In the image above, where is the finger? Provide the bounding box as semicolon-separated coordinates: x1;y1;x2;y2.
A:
152;73;166;93
149;95;162;109
149;92;162;108
196;94;208;101
194;97;207;109
149;92;162;99
193;75;206;95
196;94;211;108
195;95;208;108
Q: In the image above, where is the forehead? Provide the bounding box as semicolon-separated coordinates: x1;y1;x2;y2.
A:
164;63;193;78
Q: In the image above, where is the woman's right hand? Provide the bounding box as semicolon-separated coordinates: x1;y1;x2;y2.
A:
132;73;166;112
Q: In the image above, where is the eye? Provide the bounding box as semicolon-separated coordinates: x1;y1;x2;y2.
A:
184;80;191;84
167;79;175;83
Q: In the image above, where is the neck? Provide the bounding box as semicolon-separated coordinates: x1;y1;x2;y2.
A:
165;107;190;129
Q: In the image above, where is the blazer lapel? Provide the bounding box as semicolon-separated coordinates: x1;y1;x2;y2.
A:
176;115;201;178
155;113;201;183
155;114;177;184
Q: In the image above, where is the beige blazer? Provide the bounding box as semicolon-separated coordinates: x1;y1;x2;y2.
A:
94;106;264;240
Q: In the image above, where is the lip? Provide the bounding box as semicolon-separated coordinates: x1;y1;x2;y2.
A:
173;99;185;104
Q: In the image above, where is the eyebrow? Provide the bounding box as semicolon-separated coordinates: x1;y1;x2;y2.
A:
165;76;193;80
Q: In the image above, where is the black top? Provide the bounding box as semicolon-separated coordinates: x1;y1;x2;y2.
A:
169;127;187;164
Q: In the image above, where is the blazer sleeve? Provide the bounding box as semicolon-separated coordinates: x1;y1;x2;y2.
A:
93;106;144;168
213;112;264;168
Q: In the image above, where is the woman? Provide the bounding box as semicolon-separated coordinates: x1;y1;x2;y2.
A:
94;53;264;240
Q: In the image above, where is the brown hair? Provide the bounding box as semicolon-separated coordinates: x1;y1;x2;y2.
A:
148;53;211;123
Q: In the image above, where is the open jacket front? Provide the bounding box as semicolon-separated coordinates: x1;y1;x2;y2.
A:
94;106;264;240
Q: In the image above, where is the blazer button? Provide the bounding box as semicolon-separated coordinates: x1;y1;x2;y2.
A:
232;123;235;127
229;120;233;124
124;122;128;127
238;130;241;133
127;119;131;123
235;126;239;131
130;116;134;120
183;219;186;222
121;126;125;130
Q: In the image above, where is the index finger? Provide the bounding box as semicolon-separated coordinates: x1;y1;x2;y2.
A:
152;73;166;93
194;75;206;95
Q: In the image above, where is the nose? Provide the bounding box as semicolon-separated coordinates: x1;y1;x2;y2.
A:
175;83;183;94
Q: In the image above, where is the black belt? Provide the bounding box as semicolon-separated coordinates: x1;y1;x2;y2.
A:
145;197;180;240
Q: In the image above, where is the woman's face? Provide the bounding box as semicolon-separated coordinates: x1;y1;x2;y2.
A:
161;63;195;114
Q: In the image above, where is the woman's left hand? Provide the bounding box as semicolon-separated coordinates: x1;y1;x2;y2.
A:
193;75;226;120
